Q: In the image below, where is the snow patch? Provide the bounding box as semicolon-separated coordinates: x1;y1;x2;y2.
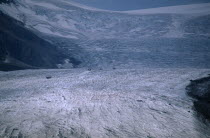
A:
123;3;210;15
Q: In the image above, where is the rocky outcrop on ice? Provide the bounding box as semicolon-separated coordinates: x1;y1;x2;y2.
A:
186;76;210;120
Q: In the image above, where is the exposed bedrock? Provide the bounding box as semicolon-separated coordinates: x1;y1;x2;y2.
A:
186;76;210;120
0;12;81;71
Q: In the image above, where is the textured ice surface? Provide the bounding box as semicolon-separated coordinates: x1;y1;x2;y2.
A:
74;38;210;69
0;69;210;137
1;1;210;39
1;1;210;138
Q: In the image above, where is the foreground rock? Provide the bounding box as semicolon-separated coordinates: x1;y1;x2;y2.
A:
186;76;210;120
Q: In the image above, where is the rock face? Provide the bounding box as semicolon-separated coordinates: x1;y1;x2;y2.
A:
0;12;80;71
186;76;210;120
0;0;13;4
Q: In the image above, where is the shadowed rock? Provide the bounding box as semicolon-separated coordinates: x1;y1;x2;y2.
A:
46;75;52;79
0;12;80;71
0;0;14;4
186;76;210;120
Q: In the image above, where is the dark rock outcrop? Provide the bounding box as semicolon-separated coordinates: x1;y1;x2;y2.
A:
186;76;210;120
0;0;14;4
0;11;80;71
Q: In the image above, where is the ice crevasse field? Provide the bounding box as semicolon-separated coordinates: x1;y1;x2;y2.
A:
0;0;210;137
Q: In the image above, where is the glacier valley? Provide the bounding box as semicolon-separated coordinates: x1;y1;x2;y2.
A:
0;0;210;137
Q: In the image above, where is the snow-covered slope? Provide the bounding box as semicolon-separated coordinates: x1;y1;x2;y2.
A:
0;11;80;70
0;1;210;40
123;3;210;15
1;0;210;69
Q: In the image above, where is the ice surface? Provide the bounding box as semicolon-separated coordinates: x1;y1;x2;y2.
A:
0;69;210;137
1;1;210;137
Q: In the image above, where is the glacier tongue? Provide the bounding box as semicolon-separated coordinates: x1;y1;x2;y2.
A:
0;69;210;138
1;1;210;138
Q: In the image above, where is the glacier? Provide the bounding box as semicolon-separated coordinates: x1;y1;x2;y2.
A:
1;0;210;69
0;0;210;137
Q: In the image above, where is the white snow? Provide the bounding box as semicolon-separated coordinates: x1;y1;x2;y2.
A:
1;1;210;39
26;0;65;10
33;24;79;39
123;3;210;15
0;69;210;137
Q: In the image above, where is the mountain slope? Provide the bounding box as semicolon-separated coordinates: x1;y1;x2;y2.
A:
1;1;210;40
0;11;80;71
1;1;210;69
